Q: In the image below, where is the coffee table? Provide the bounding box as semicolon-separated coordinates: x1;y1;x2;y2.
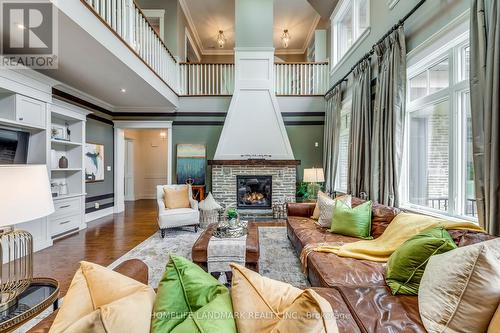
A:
0;277;59;332
192;222;260;278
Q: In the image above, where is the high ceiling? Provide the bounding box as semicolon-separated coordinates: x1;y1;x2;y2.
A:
179;0;321;55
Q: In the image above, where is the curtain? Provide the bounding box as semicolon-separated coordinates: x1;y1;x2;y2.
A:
323;86;343;193
370;26;407;207
470;0;500;235
348;59;372;198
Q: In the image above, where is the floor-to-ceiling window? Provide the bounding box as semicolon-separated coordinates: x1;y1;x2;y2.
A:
402;15;475;220
335;99;352;193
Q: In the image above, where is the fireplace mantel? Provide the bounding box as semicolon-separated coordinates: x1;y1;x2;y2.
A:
208;159;301;166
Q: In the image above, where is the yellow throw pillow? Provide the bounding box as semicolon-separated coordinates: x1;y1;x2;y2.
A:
488;304;500;333
230;264;338;333
163;186;190;209
49;261;156;333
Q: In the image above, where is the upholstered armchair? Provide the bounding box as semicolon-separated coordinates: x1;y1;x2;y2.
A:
156;185;200;238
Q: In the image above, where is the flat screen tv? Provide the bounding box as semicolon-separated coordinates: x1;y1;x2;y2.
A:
0;128;30;164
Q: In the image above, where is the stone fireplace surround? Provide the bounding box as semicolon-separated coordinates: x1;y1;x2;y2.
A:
209;160;299;215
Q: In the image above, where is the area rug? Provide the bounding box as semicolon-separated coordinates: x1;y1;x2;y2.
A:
109;226;309;288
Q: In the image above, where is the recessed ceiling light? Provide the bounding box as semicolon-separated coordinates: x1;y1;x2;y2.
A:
120;88;126;93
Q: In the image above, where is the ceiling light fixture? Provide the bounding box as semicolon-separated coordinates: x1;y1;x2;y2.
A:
120;88;126;93
217;30;226;48
281;29;291;48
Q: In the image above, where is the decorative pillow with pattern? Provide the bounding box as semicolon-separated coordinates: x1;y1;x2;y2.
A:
317;194;351;228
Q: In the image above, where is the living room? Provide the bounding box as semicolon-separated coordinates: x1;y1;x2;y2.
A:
0;0;499;332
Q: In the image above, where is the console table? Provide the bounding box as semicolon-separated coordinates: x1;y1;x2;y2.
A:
0;278;59;332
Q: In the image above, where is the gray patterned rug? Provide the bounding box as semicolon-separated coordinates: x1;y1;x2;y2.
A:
15;226;307;332
109;226;309;288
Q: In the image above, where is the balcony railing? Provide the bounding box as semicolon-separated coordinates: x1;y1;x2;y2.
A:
81;1;329;97
179;62;329;96
427;197;477;217
82;0;178;91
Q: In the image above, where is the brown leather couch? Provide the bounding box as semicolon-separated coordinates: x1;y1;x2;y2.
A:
287;199;495;333
27;259;149;333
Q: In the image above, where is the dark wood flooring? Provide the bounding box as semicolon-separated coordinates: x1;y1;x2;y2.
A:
33;200;286;296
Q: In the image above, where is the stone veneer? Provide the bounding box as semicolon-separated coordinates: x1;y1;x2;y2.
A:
212;165;296;211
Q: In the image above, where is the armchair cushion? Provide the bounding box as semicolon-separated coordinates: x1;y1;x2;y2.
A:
163;186;190;209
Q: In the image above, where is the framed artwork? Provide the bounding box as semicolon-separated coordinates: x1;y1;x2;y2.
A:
85;143;104;182
176;144;206;185
51;125;67;141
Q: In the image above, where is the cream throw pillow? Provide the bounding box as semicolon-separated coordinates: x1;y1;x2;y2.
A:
488;305;500;333
49;261;156;333
163;186;190;209
199;192;222;211
316;194;352;228
230;263;338;333
311;191;328;219
419;238;500;333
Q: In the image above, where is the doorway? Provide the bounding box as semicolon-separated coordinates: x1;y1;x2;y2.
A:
114;121;173;213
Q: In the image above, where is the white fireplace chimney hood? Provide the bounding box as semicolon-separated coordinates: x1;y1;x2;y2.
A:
213;48;295;160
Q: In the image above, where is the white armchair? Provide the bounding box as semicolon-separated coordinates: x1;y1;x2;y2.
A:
157;185;200;238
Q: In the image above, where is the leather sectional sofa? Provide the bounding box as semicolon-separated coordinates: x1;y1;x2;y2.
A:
286;198;495;333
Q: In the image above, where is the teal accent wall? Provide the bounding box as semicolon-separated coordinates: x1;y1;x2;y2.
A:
85;118;114;207
235;0;274;48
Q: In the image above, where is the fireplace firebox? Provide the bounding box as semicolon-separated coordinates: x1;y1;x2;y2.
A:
236;175;272;209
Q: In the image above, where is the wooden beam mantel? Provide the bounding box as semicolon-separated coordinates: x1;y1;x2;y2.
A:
207;159;301;166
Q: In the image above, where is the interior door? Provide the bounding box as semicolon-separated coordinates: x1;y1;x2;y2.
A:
124;139;135;201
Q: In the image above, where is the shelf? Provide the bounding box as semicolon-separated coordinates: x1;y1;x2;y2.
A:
51;139;82;147
51;168;82;172
53;193;84;200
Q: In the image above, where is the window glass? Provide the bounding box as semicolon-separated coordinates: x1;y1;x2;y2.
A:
358;0;369;33
409;71;427;101
429;59;449;94
336;108;351;192
408;100;450;212
462;91;477;217
338;7;354;58
461;46;470;81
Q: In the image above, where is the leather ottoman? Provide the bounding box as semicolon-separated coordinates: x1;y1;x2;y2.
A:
192;222;260;273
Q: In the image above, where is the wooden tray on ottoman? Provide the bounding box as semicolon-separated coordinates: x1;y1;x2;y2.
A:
192;222;260;273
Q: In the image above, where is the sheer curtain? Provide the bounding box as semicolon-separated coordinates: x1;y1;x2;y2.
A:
348;59;372;197
470;0;500;235
323;86;343;193
370;26;407;207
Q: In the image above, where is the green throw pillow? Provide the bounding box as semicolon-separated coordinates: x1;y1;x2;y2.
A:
386;227;457;295
151;255;237;333
330;200;373;239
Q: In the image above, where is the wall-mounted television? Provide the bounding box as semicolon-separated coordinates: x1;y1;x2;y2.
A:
0;128;30;164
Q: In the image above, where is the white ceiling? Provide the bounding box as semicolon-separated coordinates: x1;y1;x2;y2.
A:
180;0;320;55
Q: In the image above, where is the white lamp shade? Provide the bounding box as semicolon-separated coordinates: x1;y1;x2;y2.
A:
303;168;325;183
0;165;55;227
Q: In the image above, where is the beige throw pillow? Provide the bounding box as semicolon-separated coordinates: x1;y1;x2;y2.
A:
317;194;352;228
49;261;156;333
163;186;190;209
230;263;338;333
419;238;500;333
311;191;328;219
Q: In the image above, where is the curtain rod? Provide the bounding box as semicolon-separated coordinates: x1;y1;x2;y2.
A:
325;0;427;98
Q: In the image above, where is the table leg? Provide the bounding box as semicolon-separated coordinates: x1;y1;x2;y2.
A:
53;299;59;311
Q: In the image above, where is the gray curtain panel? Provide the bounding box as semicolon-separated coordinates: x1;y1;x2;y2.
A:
348;59;372;198
323;85;343;193
370;27;407;207
470;0;500;235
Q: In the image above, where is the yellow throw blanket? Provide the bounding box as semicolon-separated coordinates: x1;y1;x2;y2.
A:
300;213;484;269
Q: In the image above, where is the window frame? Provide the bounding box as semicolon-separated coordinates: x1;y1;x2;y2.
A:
401;25;474;221
334;96;352;193
330;0;371;72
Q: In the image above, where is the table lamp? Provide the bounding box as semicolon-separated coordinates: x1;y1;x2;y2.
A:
303;168;325;199
0;165;54;311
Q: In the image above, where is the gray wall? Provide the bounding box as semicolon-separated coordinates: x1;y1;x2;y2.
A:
85;118;114;213
329;0;470;83
235;0;274;48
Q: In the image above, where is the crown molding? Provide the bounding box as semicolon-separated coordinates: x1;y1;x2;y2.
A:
179;0;319;58
54;83;116;111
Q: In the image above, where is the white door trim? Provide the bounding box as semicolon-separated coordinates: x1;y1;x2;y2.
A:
142;9;165;41
113;120;173;213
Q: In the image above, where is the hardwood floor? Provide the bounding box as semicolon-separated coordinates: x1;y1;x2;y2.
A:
33;200;158;295
32;199;286;296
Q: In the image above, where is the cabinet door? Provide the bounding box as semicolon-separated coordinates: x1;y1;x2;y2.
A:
16;95;46;128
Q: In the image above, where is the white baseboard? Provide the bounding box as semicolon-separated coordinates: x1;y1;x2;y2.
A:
85;207;114;223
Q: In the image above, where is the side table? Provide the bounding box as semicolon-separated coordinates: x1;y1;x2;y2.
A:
0;277;59;332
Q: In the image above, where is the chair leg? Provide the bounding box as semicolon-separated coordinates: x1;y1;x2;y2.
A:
160;229;166;238
194;225;198;233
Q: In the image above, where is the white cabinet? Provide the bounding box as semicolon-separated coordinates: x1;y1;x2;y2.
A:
0;94;46;129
